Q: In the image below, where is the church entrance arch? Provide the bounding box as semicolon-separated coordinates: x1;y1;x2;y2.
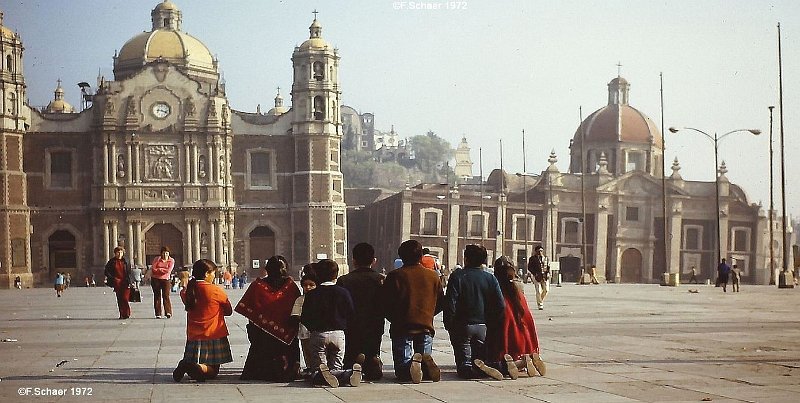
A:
249;226;276;271
48;230;77;277
620;248;642;283
145;224;184;270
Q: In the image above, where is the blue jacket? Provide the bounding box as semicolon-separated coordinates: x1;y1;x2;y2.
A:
444;267;505;329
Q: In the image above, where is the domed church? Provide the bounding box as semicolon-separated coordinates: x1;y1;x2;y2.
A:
0;1;348;287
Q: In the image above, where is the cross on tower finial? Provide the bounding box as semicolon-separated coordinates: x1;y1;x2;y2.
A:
312;9;319;20
57;78;62;87
276;86;281;94
616;61;623;77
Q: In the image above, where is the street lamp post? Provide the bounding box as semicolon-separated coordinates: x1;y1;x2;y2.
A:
668;127;760;272
768;106;776;285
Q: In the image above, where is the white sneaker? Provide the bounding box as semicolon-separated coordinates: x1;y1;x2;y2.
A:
156;315;163;319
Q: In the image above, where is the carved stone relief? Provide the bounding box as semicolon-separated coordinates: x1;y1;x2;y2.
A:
145;144;178;181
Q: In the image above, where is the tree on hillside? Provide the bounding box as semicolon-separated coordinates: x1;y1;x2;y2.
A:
410;131;453;182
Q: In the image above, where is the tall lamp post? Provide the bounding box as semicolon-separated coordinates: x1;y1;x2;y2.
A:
668;127;760;271
768;106;776;285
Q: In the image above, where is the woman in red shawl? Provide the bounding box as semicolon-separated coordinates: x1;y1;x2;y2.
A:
488;256;546;378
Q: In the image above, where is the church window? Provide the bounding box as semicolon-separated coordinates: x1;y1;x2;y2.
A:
313;61;324;81
625;207;639;221
164;18;171;27
625;151;644;172
732;228;750;252
683;225;702;250
562;218;580;244
423;211;438;235
48;150;73;189
467;211;488;238
513;214;534;241
7;91;16;114
6;55;12;71
335;213;345;228
313;96;325;120
248;150;273;189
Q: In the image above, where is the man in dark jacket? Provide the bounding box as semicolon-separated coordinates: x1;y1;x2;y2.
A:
337;242;385;380
382;240;444;384
444;244;505;379
528;245;550;309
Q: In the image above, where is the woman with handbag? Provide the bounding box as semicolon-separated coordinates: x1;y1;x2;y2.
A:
151;247;176;318
104;246;131;319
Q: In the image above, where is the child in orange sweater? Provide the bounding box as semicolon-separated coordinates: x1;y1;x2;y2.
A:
173;259;233;382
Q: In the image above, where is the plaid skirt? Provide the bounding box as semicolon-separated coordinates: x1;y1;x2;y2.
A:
183;337;233;366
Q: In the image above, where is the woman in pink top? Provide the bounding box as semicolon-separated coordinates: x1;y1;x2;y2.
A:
151;246;176;318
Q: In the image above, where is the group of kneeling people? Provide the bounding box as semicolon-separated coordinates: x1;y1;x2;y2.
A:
171;239;546;386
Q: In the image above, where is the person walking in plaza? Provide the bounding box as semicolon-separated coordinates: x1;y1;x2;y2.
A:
337;242;386;381
173;259;233;383
717;258;731;292
689;266;699;284
104;247;131;319
151;247;175;318
444;244;506;380
731;264;741;292
382;239;444;384
14;275;22;289
54;272;65;298
223;270;232;289
528;246;550;310
239;256;302;381
301;259;360;388
487;256;546;379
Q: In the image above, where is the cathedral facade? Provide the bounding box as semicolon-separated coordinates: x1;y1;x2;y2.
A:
349;77;791;284
0;1;348;287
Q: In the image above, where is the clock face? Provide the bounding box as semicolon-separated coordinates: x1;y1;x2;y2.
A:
152;102;171;119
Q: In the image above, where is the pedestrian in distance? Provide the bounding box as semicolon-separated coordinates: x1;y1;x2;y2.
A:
151;246;175;318
104;247;131;319
173;259;233;383
717;258;731;292
54;272;65;298
528;246;550;310
731;265;740;292
689;266;699;284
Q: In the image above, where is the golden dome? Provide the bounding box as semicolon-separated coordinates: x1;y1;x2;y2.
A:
154;0;179;11
299;18;330;50
114;29;216;80
44;80;75;113
0;25;14;39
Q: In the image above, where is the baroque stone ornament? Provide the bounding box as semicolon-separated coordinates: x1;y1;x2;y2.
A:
146;145;178;181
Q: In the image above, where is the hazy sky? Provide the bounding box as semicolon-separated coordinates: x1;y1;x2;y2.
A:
4;0;800;216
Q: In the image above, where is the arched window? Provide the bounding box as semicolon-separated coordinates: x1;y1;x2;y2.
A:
313;61;324;81
313;96;325;121
6;55;12;71
7;91;16;115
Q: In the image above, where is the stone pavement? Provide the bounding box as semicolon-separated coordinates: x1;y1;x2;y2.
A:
0;282;799;402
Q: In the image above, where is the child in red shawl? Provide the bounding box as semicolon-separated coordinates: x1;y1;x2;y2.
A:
488;256;546;378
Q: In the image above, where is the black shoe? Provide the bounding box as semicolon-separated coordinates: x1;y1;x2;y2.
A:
172;360;186;382
364;356;383;381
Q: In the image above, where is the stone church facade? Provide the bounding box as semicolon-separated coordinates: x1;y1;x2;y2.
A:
349;77;791;284
0;1;348;287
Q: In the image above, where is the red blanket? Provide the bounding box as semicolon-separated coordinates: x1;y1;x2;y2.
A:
235;278;300;345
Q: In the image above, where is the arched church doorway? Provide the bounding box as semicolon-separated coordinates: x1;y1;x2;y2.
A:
249;226;276;272
620;248;642;283
48;230;77;277
145;224;184;269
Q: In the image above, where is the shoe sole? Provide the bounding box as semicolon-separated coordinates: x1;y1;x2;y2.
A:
474;359;503;381
350;363;362;387
504;354;519;380
421;354;440;382
319;364;339;388
532;354;546;376
410;353;423;384
524;354;536;377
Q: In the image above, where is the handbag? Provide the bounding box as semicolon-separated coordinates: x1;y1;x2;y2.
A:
129;286;142;303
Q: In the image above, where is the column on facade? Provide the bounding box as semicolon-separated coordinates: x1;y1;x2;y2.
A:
447;203;460;270
614;246;622;283
102;139;110;184
401;199;412;241
754;209;769;284
191;143;199;183
109;140;117;184
215;219;224;267
208;219;217;264
594;204;609;278
184;142;191;184
103;221;111;262
544;194;559;261
643;242;655;282
668;200;683;274
135;142;142;182
126;140;133;183
111;221;119;256
193;219;201;263
128;221;135;267
136;221;145;268
208;141;216;184
226;217;235;270
185;219;194;265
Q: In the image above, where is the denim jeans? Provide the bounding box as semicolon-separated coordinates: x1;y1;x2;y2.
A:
391;333;432;380
449;323;487;378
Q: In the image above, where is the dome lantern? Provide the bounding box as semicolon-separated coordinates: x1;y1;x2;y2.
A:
151;0;182;30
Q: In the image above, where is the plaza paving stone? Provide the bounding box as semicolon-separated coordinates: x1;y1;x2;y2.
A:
0;282;798;402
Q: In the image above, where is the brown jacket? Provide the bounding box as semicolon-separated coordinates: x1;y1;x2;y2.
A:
382;263;444;337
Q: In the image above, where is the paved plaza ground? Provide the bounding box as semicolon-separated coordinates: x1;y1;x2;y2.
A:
0;282;798;402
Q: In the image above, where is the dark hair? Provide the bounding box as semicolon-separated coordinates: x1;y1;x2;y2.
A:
301;271;318;286
464;244;488;267
315;259;339;283
422;248;431;255
265;255;288;279
398;239;423;266
493;256;525;323
160;246;171;254
352;243;375;267
185;259;217;311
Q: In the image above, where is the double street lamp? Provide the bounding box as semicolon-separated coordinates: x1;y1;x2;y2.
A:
667;127;760;271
